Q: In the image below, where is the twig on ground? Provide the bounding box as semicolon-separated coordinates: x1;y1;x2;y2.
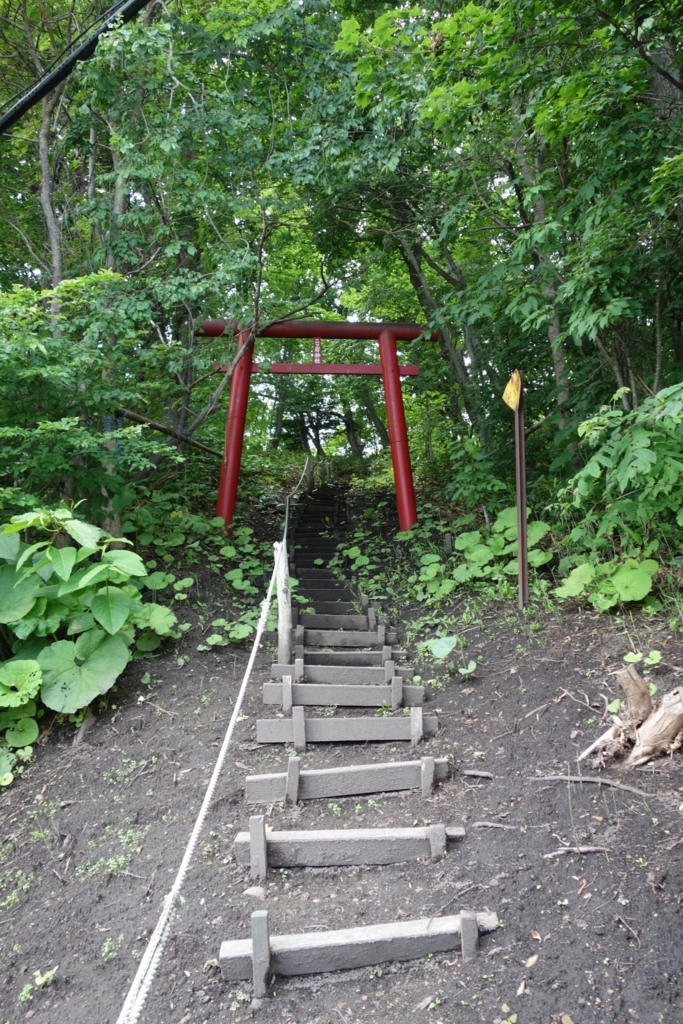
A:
471;821;518;830
542;846;608;859
530;775;656;798
524;703;549;719
615;914;641;949
462;770;494;779
144;701;177;718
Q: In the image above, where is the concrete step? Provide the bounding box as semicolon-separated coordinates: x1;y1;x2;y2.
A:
296;568;345;579
246;755;449;803
300;614;369;630
271;660;413;678
305;650;403;666
257;706;437;747
304;628;393;647
263;680;424;708
298;590;355;602
301;602;356;615
234;819;462;870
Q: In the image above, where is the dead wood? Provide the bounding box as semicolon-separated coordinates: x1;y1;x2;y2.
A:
577;666;653;763
542;846;608;859
617;665;653;721
626;687;683;768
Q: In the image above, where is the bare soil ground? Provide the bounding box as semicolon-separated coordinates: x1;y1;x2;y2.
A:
1;577;683;1024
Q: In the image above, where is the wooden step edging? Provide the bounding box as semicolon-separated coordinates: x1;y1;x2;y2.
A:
237;816;465;877
270;661;412;683
256;706;437;749
245;755;448;803
303;627;390;648
263;678;424;709
220;909;498;993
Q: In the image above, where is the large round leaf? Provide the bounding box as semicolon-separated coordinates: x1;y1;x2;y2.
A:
5;717;39;747
429;635;460;659
0;565;40;624
91;587;131;634
464;544;494;566
454;530;481;551
0;660;42;707
526;521;550;548
39;632;130;713
611;567;653;603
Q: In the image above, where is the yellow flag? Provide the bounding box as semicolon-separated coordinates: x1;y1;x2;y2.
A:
502;369;522;411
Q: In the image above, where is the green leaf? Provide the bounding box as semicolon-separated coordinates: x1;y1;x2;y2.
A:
555;562;595;598
639;559;659;576
102;549;147;576
144;604;177;634
346;546;361;558
140;571;175;590
454;530;481;550
607;698;621;713
463;544;494;566
429;635;460;659
206;634;228;646
173;577;194;591
528;549;552;568
39;632;130;713
219;544;237;558
0;565;41;624
135;632;162;652
526;521;550;548
0;533;20;562
419;553;442;565
623;651;643;663
492;507;519;533
63;519;104;548
66;612;95;635
90;588;131;634
611;567;653;603
0;660;42;707
5;717;39;748
228;622;253;640
48;547;77;581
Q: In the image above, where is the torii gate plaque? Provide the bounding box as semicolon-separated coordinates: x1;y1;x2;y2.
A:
198;319;432;533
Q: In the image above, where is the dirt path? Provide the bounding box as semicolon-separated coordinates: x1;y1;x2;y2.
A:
1;516;682;1023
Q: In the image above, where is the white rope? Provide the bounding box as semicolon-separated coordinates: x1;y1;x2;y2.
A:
115;459;309;1024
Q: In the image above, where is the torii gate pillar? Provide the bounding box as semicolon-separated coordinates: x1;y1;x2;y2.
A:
378;329;417;531
216;328;253;527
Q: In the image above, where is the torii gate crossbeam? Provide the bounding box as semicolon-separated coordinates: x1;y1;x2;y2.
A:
198;319;434;533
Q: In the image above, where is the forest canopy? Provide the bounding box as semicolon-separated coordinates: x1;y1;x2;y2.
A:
1;0;682;575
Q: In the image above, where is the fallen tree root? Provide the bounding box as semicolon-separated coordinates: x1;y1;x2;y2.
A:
542;845;608;859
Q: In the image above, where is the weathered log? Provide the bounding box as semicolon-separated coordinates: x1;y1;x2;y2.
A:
626;688;683;768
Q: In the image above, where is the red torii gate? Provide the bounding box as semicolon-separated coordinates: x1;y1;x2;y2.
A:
198;319;433;533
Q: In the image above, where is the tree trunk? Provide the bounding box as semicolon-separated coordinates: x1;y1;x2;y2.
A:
360;385;390;449
39;92;63;286
343;406;364;458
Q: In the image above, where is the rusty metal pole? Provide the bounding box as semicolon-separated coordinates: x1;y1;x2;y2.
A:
216;328;253;529
378;329;418;532
503;370;528;609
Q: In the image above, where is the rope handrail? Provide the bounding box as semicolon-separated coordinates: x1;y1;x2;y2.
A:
115;457;310;1024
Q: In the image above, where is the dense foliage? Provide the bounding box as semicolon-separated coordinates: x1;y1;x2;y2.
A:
1;0;682;761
